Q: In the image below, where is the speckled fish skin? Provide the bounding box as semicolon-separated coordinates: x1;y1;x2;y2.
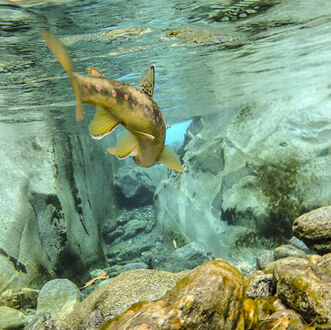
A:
73;72;166;168
41;29;183;171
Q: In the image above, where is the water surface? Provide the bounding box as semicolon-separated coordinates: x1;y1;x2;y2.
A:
1;0;330;140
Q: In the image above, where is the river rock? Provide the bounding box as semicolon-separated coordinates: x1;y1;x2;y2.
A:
292;206;331;254
0;306;26;329
37;279;81;320
106;232;156;263
231;261;255;277
154;75;331;261
65;268;186;329
243;297;306;329
25;312;47;330
103;205;155;244
273;254;331;324
121;219;150;240
264;260;278;274
113;165;164;208
101;259;245;329
256;249;275;270
290;236;314;254
121;262;148;272
40;320;72;330
160;242;212;272
245;273;275;299
0;287;39;310
273;244;306;260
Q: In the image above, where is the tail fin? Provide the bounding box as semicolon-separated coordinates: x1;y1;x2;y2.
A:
40;29;85;122
40;29;73;74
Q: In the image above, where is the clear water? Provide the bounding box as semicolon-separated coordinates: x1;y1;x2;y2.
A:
0;0;330;272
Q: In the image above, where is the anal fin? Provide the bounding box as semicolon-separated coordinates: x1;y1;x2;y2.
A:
159;145;183;171
107;132;139;159
89;106;119;140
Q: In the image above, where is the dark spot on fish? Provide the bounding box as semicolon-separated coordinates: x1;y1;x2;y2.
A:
118;90;128;104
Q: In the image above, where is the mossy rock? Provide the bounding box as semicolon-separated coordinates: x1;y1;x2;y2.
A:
255;157;310;236
274;256;331;324
0;288;39;310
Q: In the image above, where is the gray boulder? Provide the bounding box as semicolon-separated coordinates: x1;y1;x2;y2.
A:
113;165;164;208
103;205;155;244
154;89;330;261
256;249;274;270
121;219;150;240
290;236;314;254
160;242;212;272
121;262;148;272
274;244;306;260
37;279;81;320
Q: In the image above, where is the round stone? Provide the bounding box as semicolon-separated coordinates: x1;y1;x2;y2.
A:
37;279;81;320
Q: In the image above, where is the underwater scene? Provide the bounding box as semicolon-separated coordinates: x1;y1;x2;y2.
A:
0;0;330;328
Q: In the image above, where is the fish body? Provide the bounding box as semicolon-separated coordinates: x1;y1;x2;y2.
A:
73;72;166;168
41;30;183;171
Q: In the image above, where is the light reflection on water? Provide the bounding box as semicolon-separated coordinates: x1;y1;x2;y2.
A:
0;0;330;139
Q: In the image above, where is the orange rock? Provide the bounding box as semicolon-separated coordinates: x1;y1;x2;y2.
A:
101;259;245;329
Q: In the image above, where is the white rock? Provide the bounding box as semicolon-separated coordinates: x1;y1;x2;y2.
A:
37;279;81;320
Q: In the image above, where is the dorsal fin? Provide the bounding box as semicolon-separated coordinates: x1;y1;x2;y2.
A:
139;65;155;98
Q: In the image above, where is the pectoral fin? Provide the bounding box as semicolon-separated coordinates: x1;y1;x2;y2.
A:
89;107;119;140
159;146;183;171
107;132;139;159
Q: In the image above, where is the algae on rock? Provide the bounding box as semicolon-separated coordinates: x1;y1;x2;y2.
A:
255;157;304;236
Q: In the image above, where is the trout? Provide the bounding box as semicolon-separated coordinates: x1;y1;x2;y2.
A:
41;30;183;171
